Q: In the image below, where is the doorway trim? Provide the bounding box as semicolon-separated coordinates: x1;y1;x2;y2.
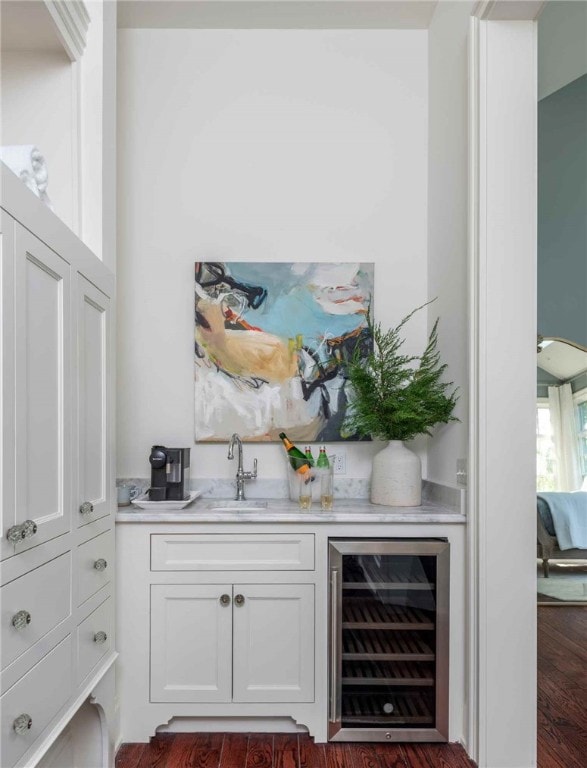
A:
468;6;540;767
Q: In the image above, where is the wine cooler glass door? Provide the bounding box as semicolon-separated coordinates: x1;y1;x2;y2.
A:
328;539;449;742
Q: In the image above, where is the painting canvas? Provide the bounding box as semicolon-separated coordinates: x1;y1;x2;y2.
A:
194;261;374;442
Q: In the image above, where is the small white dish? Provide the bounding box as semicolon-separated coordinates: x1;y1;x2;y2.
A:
130;490;201;510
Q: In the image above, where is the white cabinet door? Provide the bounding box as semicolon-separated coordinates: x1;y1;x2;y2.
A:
1;212;17;560
150;584;233;703
232;584;314;703
9;224;72;556
75;275;111;527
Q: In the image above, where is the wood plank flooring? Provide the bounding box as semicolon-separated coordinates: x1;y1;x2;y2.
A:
115;607;587;768
537;606;587;768
116;735;475;768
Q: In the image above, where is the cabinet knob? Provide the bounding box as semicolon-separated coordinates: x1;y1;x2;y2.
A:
93;558;108;571
21;520;37;538
11;610;32;630
6;525;26;543
13;714;32;735
234;594;245;606
219;594;231;605
79;501;94;515
93;631;108;644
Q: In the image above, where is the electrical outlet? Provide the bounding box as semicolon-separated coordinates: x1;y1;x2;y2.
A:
333;452;346;475
456;458;468;486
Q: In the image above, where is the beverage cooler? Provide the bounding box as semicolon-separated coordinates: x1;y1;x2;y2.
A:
328;539;449;742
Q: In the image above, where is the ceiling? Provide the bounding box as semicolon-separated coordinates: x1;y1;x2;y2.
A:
1;1;67;54
117;0;439;30
537;338;587;382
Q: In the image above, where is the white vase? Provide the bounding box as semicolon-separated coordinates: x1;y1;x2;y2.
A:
370;440;422;507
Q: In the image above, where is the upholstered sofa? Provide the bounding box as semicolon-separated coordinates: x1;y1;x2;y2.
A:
537;496;587;577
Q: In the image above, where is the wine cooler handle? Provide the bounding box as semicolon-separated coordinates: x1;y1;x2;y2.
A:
329;567;339;724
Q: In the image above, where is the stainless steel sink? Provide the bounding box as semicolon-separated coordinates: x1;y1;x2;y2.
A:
207;500;268;512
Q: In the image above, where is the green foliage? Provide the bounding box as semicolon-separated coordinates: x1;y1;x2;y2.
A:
344;301;459;442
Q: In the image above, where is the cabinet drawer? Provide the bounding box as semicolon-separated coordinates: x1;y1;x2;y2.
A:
1;636;72;768
1;553;71;671
77;530;114;606
151;534;315;571
77;597;112;684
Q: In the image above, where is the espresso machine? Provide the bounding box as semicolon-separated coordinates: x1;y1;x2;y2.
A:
148;446;191;501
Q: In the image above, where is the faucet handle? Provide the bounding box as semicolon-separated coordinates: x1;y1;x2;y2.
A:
243;458;258;481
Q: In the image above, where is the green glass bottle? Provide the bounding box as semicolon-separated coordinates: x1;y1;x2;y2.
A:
317;447;330;469
305;446;315;467
279;433;311;475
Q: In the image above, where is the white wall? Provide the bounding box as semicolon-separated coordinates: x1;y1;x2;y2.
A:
538;0;587;100
1;49;76;231
426;1;473;486
81;1;104;259
117;28;429;481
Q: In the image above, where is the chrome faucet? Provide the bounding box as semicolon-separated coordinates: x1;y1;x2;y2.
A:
227;433;258;501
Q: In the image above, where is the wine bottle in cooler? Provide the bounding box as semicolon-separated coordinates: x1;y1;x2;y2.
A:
279;433;312;476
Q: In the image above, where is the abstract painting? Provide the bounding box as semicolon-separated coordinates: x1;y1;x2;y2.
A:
194;261;373;442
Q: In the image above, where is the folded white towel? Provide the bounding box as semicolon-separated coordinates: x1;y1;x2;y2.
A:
0;145;53;209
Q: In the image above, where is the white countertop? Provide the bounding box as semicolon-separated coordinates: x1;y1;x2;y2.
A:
116;497;466;524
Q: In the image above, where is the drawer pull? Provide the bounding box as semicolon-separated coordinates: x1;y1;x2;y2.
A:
80;501;94;515
93;558;108;571
6;525;26;543
11;610;32;629
21;520;37;538
219;594;231;606
13;714;32;735
234;594;245;606
93;631;108;644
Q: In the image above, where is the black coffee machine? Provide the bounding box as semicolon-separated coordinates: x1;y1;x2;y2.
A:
149;446;191;501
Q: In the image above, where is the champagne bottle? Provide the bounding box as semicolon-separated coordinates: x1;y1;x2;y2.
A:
305;446;315;467
317;447;330;469
279;433;311;475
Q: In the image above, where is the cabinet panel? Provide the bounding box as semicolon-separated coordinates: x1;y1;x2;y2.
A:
13;225;71;550
77;530;113;606
150;584;232;703
1;552;71;671
76;275;110;527
76;596;113;684
233;584;314;703
151;534;315;571
1;212;17;559
0;635;72;768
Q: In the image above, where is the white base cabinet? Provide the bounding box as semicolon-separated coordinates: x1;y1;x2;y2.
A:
151;584;233;704
117;524;322;743
150;583;314;705
232;584;314;704
117;518;466;746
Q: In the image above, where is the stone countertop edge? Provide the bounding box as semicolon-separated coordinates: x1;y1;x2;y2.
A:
115;498;466;524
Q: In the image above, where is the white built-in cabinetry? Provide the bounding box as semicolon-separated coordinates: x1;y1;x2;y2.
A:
151;582;315;705
0;166;116;768
117;525;323;742
117;517;466;745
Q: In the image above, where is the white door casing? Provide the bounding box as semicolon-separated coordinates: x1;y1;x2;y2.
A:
468;10;539;768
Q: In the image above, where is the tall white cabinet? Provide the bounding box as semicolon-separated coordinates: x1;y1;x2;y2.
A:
1;166;116;767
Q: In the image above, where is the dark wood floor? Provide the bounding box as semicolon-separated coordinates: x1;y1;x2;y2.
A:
537;606;587;768
116;607;587;768
116;734;475;768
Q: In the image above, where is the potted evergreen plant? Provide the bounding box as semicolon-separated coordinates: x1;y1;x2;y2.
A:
344;302;459;506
